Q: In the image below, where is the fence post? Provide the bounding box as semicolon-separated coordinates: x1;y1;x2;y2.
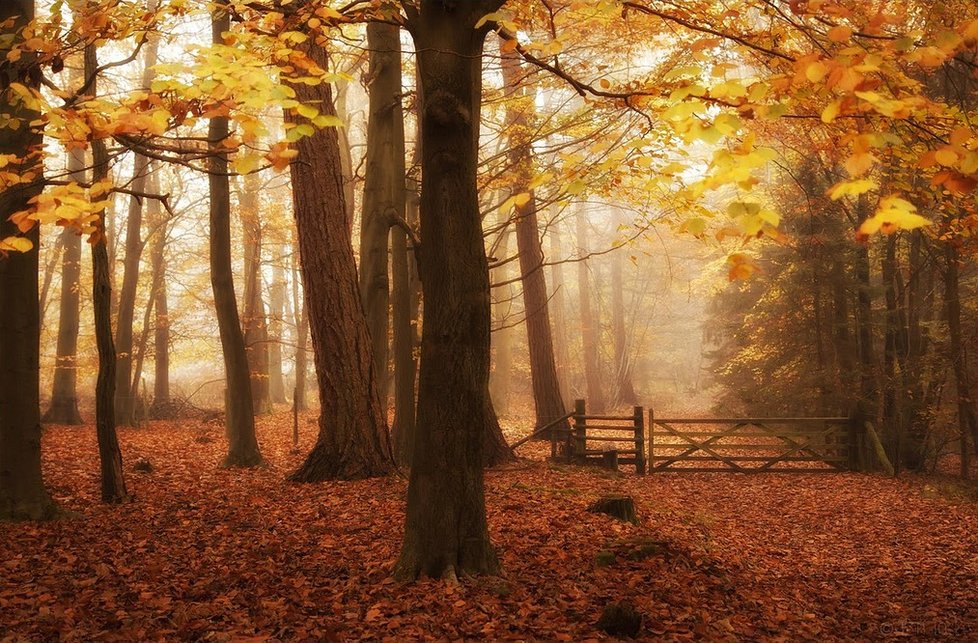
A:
573;399;587;463
634;406;646;475
648;407;655;473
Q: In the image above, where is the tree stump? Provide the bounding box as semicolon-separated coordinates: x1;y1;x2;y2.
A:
133;457;153;473
588;494;638;524
601;450;619;471
597;599;642;637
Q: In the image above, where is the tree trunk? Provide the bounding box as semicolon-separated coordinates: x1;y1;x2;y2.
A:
575;204;606;412
488;217;514;415
240;173;271;415
333;68;357;235
210;4;262;468
853;200;878;422
391;143;419;466
86;40;130;503
267;258;287;404
113;153;147;427
290;226;309;412
149;168;170;417
500;46;568;434
549;227;573;403
944;244;977;479
360;22;406;408
395;3;508;581
610;228;637;407
0;0;59;520
114;24;160;426
287;41;394;481
43;147;85;425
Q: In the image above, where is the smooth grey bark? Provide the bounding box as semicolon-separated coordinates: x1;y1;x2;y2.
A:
43;147;86;425
359;21;406;407
114;24;160;426
86;39;130;503
210;4;262;468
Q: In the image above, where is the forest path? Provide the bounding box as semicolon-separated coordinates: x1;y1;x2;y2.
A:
1;416;975;641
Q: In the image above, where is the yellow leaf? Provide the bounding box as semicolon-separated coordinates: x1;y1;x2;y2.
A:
296;103;319;119
805;61;828;83
828;179;877;200
858;195;930;237
232;153;261;175
821;100;842;123
0;235;33;253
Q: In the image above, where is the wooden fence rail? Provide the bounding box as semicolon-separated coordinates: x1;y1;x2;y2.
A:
514;401;862;474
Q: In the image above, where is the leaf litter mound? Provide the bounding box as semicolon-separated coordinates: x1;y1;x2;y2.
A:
2;413;977;641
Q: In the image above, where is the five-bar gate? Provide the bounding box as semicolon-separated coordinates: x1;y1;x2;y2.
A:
539;401;858;474
649;414;855;472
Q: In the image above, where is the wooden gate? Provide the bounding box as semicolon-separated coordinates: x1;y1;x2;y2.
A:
649;414;855;472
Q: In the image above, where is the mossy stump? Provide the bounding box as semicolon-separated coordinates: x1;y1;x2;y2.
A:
597;599;642;637
588;494;638;525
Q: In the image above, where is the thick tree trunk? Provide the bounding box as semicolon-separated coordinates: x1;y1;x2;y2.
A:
240;173;271;415
210;5;262;468
0;0;59;520
86;41;130;503
395;3;509;580
500;47;568;434
43;147;85;425
575;204;606;412
359;22;406;408
287;42;394;481
944;244;977;478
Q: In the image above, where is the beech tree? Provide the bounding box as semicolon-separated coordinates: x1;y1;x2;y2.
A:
0;0;59;521
43;146;85;426
499;45;568;434
394;0;508;581
209;4;262;468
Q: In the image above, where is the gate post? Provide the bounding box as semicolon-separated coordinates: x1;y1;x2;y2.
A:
573;399;587;463
648;407;655;473
634;406;646;475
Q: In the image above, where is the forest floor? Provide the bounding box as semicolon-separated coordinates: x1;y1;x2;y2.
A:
2;410;978;641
